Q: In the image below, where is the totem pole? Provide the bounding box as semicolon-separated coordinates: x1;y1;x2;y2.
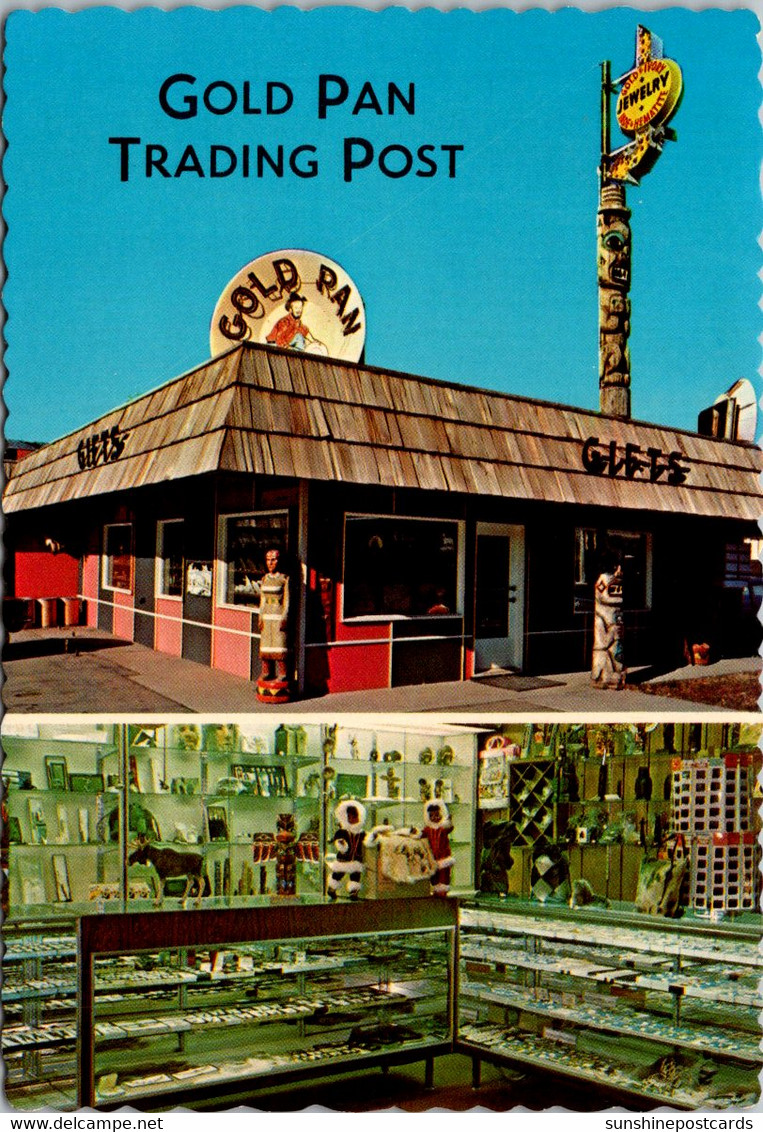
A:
598;26;683;420
592;564;625;690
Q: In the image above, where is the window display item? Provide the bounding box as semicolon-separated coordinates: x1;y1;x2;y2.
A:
373;827;437;885
327;800;368;900
635;836;688;917
635;766;653;800
421;801;454;896
127;835;208;907
478;819;514;894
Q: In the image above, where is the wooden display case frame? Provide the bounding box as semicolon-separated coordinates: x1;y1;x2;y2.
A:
77;897;458;1109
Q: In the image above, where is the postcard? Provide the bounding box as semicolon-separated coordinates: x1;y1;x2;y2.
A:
1;5;760;717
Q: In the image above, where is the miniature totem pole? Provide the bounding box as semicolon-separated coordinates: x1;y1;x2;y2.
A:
598;26;683;420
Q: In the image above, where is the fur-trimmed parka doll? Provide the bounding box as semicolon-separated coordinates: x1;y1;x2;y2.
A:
421;800;455;896
327;799;368;900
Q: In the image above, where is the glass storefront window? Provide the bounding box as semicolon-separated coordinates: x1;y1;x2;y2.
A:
156;520;184;597
343;515;460;619
574;527;651;612
219;512;287;607
102;523;132;592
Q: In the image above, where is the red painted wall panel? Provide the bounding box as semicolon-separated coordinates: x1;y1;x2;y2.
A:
154;598;183;657
83;555;100;626
112;589;134;641
213;606;253;679
309;641;391;693
14;552;78;599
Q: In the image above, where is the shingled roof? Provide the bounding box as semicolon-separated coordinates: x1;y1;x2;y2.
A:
5;343;761;521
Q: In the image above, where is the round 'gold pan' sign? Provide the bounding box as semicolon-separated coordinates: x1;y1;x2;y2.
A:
210;249;366;363
615;58;682;136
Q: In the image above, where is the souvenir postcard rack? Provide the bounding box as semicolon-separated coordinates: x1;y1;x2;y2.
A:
458;900;762;1110
77;899;458;1109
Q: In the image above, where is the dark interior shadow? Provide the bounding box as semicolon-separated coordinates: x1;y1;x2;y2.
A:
3;635;128;661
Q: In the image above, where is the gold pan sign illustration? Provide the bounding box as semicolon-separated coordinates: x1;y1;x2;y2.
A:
210;249;366;363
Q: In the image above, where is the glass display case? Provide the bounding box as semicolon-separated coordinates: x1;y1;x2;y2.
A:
458;901;762;1110
3;919;79;1109
2;720;479;917
324;723;477;896
78;899;457;1109
2;723;121;916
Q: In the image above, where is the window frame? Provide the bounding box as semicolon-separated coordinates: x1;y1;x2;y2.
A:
101;522;133;594
216;509;289;611
573;526;653;614
341;512;465;623
155;519;185;600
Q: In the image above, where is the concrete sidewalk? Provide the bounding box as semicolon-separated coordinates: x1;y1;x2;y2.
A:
2;627;760;716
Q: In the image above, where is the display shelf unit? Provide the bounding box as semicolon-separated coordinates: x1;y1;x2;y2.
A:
78;898;458;1109
476;723;759;909
458;900;762;1110
2;725;121;914
324;724;477;895
2;919;79;1107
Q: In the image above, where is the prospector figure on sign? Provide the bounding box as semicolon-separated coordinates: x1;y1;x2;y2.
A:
266;292;327;354
256;547;291;704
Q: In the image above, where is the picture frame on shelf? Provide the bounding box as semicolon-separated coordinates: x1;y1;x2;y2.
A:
128;755;141;792
45;756;69;791
6;816;23;844
52;854;72;901
2;769;33;790
231;764;261;794
69;773;104;793
206;805;229;842
18;857;46;904
335;773;367;801
27;798;48;843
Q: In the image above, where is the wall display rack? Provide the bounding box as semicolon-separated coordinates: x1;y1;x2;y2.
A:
77;899;457;1109
458;901;762;1110
476;723;761;908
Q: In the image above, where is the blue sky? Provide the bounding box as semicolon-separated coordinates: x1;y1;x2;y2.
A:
3;5;760;442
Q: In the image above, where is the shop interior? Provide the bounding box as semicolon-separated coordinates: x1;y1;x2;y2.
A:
1;718;760;1112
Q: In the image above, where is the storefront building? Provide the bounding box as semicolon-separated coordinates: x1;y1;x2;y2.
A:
4;341;761;695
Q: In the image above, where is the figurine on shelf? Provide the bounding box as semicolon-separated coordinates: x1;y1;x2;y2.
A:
251;817;320;896
256;547;291;705
327;799;370;900
420;800;455;896
127;835;208;908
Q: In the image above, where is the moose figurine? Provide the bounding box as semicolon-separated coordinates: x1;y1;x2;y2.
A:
128;835;208;908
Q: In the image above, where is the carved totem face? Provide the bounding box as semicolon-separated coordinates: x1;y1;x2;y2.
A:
597;212;631;290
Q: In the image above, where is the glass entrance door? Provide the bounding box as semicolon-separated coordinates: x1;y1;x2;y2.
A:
474;523;525;672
